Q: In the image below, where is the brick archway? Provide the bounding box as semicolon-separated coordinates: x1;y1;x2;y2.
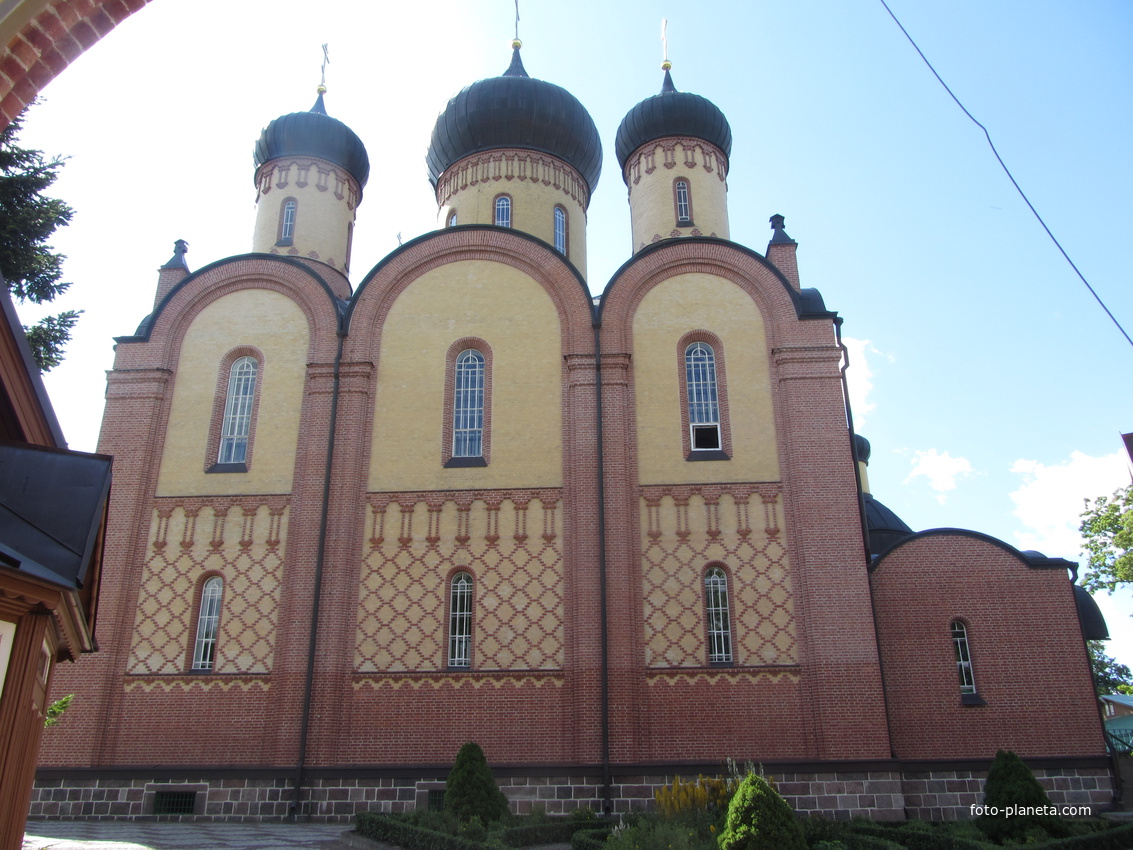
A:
1;0;153;125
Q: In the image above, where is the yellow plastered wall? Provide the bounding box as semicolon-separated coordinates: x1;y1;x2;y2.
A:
156;288;309;496
633;273;779;485
439;182;587;277
252;161;357;271
627;142;729;251
369;260;563;491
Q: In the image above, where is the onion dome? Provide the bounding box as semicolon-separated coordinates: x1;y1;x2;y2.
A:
426;43;602;194
253;92;370;190
615;67;732;175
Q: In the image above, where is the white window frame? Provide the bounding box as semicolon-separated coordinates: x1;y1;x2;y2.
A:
217;356;258;465
494;195;512;228
951;620;977;695
452;350;485;458
448;572;473;668
553;206;567;254
685;342;721;451
675;179;691;224
192;576;223;671
281;199;297;241
705;567;733;664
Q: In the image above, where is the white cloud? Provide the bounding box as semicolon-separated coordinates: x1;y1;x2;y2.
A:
842;337;882;427
903;449;974;503
1009;450;1129;559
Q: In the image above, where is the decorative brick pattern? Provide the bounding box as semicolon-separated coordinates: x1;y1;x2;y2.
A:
355;490;564;672
641;485;796;667
127;499;287;675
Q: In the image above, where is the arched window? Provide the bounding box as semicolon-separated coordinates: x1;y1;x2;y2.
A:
191;576;223;671
705;567;732;664
278;198;297;245
448;572;473;668
448;210;458;227
951;620;976;695
685;342;720;451
494;195;512;228
675;179;691;224
553;206;567;254
453;350;485;458
217;356;259;465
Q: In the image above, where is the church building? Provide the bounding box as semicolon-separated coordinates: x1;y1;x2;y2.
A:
31;41;1111;822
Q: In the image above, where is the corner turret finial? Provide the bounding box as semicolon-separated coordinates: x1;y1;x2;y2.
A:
769;213;796;245
161;239;189;270
318;43;329;94
504;37;528;77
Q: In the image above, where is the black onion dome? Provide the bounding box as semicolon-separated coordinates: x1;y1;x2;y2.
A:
426;47;602;193
253;93;370;190
615;69;732;175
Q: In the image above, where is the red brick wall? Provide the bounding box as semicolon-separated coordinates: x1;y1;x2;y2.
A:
1;0;152;126
870;531;1107;760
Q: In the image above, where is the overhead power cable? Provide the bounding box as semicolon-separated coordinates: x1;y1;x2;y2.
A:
879;0;1133;350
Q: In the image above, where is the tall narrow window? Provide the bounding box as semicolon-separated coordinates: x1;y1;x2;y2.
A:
192;577;223;671
218;357;258;465
453;350;485;458
494;195;511;228
448;211;458;227
278;198;297;245
448;572;473;668
705;567;733;664
685;343;720;451
951;620;976;695
553;206;567;254
675;180;691;224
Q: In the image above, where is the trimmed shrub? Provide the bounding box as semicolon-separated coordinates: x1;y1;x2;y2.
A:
978;750;1068;844
718;772;806;850
445;742;510;824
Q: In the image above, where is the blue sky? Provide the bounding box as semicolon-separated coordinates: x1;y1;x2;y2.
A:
16;0;1133;668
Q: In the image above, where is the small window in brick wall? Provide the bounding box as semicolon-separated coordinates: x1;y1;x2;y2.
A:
153;790;197;815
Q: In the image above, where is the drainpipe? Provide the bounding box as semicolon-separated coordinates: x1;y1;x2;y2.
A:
291;326;346;819
592;315;613;814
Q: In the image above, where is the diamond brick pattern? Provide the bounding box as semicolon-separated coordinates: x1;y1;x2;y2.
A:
355;490;564;672
640;484;797;667
127;500;287;675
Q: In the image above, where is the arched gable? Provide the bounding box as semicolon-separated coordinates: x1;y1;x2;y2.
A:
597;237;834;354
345;226;594;358
113;255;344;372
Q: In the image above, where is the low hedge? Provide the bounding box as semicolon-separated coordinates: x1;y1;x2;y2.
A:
849;823;988;850
356;811;610;850
570;827;611;850
356;812;485;850
1027;822;1133;850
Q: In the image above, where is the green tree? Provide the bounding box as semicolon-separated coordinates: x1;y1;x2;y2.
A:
1079;484;1133;594
443;741;509;824
977;749;1068;844
0;106;79;371
717;773;806;850
1089;640;1133;696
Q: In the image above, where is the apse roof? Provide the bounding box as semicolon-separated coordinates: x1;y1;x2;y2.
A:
615;67;732;176
253;92;371;190
426;44;603;194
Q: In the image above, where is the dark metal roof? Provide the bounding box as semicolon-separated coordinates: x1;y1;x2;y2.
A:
253;93;370;190
0;440;111;590
615;69;732;176
862;492;914;558
1073;584;1109;641
426;47;602;194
